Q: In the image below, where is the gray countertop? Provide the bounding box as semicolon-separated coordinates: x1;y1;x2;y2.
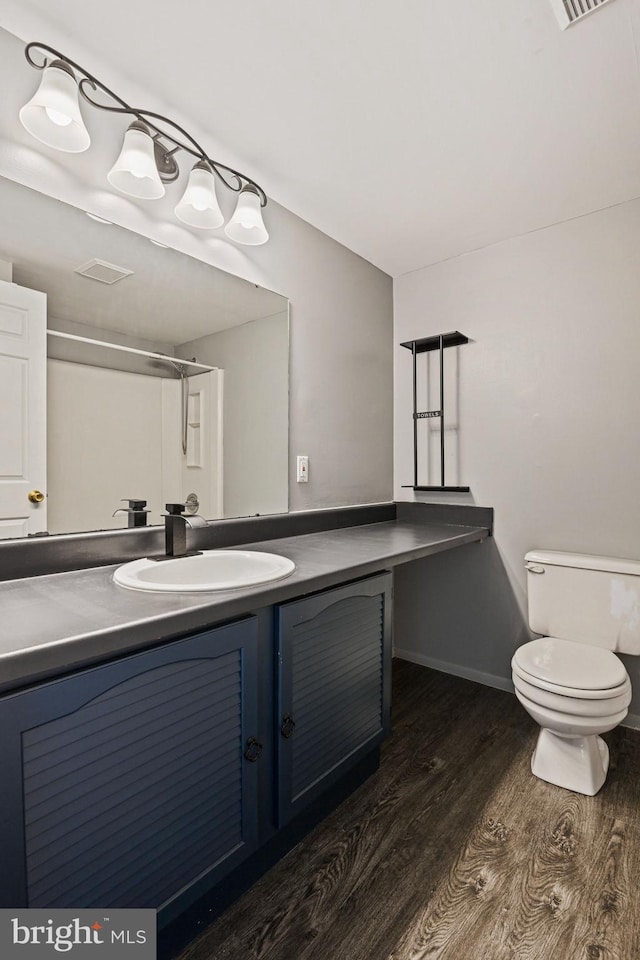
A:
0;518;488;694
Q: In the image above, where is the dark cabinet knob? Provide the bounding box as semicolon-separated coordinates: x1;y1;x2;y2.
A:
280;714;296;739
244;737;263;762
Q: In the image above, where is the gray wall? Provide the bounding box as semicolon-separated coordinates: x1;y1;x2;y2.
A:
0;25;393;516
394;196;640;725
393;542;529;690
179;313;289;519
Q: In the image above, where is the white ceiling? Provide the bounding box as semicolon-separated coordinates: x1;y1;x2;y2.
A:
2;0;640;277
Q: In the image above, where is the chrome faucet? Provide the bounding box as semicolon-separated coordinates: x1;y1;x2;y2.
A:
163;503;207;558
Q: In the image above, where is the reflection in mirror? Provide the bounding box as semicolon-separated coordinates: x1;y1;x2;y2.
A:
0;176;289;539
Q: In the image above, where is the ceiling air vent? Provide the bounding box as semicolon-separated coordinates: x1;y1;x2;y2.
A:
74;258;133;284
548;0;616;29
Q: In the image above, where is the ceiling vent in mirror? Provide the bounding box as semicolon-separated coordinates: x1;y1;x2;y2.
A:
548;0;616;28
74;259;133;284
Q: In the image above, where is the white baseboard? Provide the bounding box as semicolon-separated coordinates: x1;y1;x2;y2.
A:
393;648;514;693
623;712;640;731
393;648;640;732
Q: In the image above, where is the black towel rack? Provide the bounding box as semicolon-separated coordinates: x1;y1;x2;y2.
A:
400;331;470;492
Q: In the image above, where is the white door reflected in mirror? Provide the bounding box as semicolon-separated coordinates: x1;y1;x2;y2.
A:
0;280;47;538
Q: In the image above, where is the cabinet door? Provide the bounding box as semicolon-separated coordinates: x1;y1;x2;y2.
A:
276;573;392;827
0;618;261;921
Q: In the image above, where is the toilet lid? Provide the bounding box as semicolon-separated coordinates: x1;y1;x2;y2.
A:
512;660;630;700
513;637;628;691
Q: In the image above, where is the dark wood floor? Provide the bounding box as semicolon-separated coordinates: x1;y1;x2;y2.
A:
177;659;640;960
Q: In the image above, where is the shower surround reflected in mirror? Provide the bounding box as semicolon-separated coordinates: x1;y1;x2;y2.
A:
0;175;289;538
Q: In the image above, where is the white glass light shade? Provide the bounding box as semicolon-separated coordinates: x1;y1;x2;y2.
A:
19;61;90;153
224;186;269;245
175;162;224;229
107;121;165;199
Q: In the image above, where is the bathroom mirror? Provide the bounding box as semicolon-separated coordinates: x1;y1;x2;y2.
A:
0;175;289;538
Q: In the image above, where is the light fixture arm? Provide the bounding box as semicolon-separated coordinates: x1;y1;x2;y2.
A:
23;42;267;206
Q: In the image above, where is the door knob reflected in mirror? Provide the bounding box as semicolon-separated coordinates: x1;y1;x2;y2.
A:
28;490;45;504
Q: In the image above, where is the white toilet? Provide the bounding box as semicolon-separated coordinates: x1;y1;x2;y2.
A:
512;550;640;796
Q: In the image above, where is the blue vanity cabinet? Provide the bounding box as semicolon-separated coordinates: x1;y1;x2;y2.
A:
0;617;261;920
0;573;395;932
275;572;392;827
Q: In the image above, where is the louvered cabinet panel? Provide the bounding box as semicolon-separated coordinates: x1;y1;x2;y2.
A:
276;573;392;826
0;618;260;922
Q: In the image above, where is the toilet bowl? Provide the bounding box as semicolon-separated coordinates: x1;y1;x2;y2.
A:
513;551;640;796
514;686;628;736
512;664;630;794
512;636;631;794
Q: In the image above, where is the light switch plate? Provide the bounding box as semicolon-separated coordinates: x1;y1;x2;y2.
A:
296;455;309;482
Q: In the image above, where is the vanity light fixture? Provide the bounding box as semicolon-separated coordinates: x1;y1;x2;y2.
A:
19;59;91;153
175;160;224;229
19;42;269;244
224;184;270;246
107;120;165;200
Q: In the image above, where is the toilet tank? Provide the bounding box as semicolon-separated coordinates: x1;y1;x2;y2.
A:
525;550;640;655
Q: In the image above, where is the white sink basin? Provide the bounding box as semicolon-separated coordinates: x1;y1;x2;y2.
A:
113;550;296;593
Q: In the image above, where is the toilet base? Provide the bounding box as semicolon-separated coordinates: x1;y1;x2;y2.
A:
531;728;609;796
